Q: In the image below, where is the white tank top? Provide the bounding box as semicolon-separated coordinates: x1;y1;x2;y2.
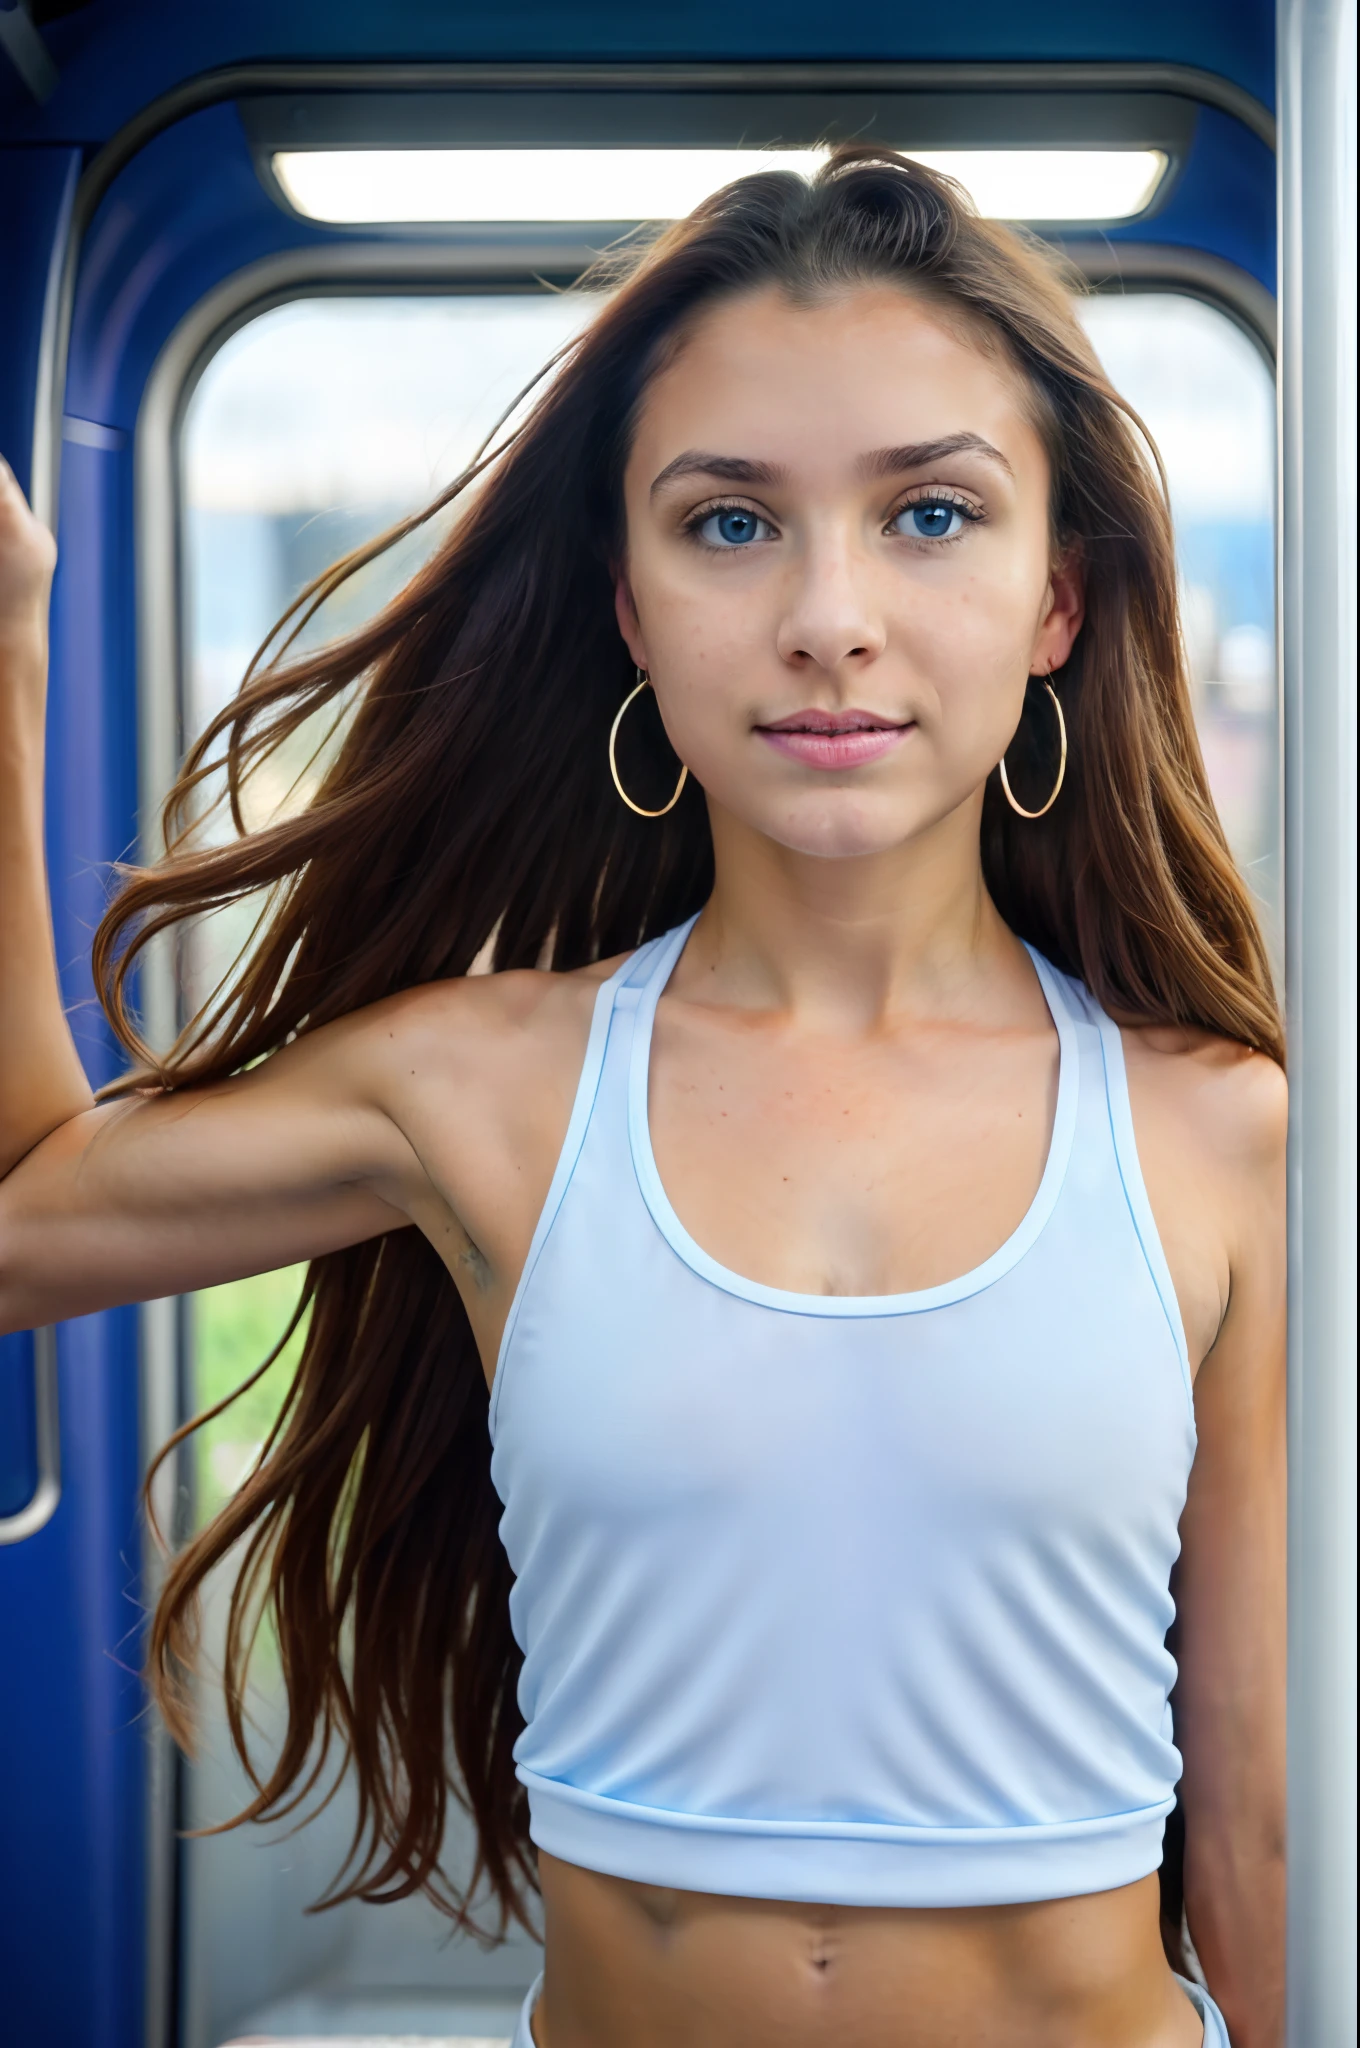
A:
489;916;1195;1907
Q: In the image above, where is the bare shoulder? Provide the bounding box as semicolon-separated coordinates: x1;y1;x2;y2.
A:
311;951;635;1283
1121;1024;1285;1368
375;952;621;1048
336;951;629;1120
1122;1022;1287;1180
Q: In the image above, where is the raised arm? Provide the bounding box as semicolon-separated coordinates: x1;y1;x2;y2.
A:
0;456;93;1175
0;458;604;1351
0;456;422;1330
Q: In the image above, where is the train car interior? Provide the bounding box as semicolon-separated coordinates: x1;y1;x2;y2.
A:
1;4;1353;2045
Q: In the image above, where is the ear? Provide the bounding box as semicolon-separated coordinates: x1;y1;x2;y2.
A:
613;572;648;672
1031;547;1085;675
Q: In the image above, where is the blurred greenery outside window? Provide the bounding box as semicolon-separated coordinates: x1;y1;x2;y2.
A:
179;289;1278;1523
193;1268;309;1522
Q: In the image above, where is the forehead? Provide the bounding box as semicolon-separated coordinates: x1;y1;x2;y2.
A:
628;283;1044;480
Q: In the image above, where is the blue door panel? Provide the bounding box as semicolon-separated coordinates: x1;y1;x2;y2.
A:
1;171;145;2046
0;1332;39;1519
0;1315;145;2048
0;149;79;500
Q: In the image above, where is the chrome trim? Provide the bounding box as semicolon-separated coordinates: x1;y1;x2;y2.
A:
1278;2;1358;2042
0;1327;61;1544
1060;239;1276;361
38;58;1277;523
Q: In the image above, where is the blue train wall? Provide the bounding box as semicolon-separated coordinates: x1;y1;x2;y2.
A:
0;5;1275;2044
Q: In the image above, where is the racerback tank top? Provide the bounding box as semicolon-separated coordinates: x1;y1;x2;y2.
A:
489;916;1195;1907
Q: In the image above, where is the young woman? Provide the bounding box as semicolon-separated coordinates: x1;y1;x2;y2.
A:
0;152;1285;2047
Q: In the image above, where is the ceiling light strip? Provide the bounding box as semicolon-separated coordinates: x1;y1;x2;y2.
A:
271;148;1168;227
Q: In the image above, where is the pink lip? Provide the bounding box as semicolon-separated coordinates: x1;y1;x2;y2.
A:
756;708;914;771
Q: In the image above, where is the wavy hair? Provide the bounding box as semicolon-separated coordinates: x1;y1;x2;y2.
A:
94;148;1281;1941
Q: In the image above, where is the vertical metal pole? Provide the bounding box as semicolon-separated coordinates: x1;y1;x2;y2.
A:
1278;3;1358;2043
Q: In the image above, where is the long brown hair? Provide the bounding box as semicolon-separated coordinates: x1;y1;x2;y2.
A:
96;149;1281;1938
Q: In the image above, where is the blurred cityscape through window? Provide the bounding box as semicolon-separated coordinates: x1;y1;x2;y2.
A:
1077;295;1278;952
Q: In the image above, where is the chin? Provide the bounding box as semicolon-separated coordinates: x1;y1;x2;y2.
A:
760;800;916;861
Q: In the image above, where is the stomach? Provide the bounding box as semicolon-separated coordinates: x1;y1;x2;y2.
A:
531;1857;1204;2048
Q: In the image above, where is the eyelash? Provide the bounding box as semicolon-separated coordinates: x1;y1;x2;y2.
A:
680;489;986;552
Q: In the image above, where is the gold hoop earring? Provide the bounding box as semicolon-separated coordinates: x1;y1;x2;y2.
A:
609;670;689;818
1000;678;1067;819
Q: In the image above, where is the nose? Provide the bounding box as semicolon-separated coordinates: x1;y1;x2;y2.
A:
775;531;887;677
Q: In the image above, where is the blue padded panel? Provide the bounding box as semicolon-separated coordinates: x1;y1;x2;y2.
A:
3;2;1274;146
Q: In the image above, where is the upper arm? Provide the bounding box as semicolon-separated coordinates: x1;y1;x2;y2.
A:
1173;1053;1287;1744
0;962;611;1340
1170;1047;1287;1749
0;988;445;1330
1127;1035;1287;1703
1125;1027;1286;1374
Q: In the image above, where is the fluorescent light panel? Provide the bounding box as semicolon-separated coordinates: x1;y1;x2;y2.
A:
272;147;1167;227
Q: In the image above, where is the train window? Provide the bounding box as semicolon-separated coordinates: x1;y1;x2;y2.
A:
172;279;1278;2044
1077;294;1280;960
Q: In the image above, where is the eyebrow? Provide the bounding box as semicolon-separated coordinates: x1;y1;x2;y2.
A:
859;434;1014;480
649;433;1013;498
650;451;788;496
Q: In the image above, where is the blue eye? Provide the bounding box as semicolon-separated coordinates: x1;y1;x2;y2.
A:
895;499;968;540
698;507;768;547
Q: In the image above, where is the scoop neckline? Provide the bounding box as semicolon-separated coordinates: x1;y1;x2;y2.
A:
626;918;1080;1318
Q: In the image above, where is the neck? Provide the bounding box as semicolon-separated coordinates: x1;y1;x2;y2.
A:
686;794;1026;1030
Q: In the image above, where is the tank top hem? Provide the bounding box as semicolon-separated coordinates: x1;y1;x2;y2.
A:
522;1769;1172;1909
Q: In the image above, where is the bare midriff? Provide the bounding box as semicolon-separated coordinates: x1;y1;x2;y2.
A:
532;1856;1204;2048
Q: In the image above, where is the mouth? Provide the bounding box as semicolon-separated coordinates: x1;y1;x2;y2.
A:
754;707;915;771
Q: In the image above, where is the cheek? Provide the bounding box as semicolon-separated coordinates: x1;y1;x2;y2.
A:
628;553;771;733
905;558;1046;711
651;663;749;791
635;544;769;659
